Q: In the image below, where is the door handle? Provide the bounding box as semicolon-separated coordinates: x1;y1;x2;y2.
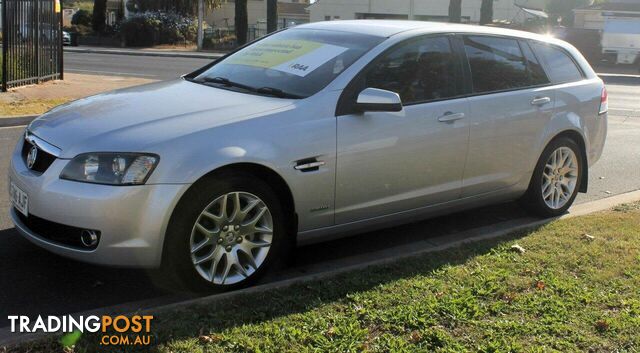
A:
531;97;551;106
437;112;465;123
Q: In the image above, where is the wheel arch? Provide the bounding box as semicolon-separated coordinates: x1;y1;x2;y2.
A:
161;162;298;267
546;130;589;193
202;163;297;222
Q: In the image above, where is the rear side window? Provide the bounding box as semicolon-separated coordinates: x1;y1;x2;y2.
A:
464;36;531;93
530;42;583;84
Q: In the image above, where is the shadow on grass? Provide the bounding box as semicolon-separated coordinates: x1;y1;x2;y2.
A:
71;219;548;352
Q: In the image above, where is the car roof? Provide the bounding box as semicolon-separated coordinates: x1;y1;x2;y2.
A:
296;20;558;44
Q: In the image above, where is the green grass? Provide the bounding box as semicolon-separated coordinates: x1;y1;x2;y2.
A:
9;203;640;353
0;98;71;116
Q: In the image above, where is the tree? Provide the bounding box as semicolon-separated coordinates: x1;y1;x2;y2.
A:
197;0;205;50
92;0;107;33
448;0;462;23
71;9;92;27
235;0;248;45
479;0;493;25
116;0;125;22
132;0;222;16
267;0;278;33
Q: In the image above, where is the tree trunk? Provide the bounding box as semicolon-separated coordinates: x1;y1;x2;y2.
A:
448;0;462;23
267;0;278;33
235;0;248;45
480;0;493;25
92;0;107;33
197;0;204;50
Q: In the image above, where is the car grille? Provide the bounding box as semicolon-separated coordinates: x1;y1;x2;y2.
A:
21;140;56;173
15;210;101;250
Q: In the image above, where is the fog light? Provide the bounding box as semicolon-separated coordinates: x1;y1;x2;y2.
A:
80;230;100;248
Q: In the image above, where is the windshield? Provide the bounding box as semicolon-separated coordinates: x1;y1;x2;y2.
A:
193;29;385;98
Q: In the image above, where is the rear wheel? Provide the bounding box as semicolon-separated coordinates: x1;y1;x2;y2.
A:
163;174;287;292
520;137;583;217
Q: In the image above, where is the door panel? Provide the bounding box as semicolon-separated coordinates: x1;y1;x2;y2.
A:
460;35;555;197
336;98;470;224
335;35;470;224
462;87;555;196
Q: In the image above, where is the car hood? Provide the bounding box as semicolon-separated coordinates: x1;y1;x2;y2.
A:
28;80;294;158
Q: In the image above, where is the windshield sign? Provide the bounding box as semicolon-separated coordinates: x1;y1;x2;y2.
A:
194;29;384;98
226;40;349;77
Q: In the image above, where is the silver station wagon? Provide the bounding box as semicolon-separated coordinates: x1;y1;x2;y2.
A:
9;21;607;291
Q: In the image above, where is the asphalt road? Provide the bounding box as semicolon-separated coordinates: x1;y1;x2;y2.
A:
64;52;213;80
0;78;639;333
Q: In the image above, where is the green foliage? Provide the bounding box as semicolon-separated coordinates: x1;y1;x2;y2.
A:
121;11;198;47
131;0;223;16
59;331;82;348
71;9;92;27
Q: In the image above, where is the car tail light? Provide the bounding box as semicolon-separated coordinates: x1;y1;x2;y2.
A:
599;87;608;115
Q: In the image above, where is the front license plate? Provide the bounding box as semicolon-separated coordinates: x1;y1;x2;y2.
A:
10;182;28;217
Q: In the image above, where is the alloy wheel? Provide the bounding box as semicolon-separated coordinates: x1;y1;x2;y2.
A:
189;191;273;285
541;147;579;210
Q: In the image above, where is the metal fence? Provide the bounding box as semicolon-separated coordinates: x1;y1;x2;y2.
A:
1;0;63;91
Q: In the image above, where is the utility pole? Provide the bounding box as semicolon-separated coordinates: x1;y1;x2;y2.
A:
197;0;204;51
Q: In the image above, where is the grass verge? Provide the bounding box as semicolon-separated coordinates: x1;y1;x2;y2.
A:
9;203;640;352
0;98;71;117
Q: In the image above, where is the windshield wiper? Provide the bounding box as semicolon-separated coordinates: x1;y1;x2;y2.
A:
198;76;256;92
191;76;303;99
256;87;303;99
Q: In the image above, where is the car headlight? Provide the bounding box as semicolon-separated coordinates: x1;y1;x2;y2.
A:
60;153;159;185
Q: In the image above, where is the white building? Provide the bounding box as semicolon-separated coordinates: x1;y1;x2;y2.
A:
205;0;311;29
309;0;546;24
574;0;640;30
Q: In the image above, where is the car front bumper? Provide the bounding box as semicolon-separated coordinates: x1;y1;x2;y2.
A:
9;138;190;268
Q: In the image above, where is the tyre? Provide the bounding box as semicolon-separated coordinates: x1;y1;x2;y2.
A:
520;137;583;218
163;173;288;292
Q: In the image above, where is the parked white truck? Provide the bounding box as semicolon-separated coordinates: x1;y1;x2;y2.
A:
602;18;640;65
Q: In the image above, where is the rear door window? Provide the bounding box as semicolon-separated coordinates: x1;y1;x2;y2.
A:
520;40;549;86
530;42;583;84
463;35;532;93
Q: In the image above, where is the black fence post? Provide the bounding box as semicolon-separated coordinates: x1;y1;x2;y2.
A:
35;0;40;83
2;0;8;92
1;0;63;91
59;0;63;80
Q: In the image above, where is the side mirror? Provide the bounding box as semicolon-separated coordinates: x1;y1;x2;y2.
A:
355;88;403;113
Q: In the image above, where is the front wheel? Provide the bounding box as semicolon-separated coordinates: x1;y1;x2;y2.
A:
520;137;583;217
163;174;288;292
